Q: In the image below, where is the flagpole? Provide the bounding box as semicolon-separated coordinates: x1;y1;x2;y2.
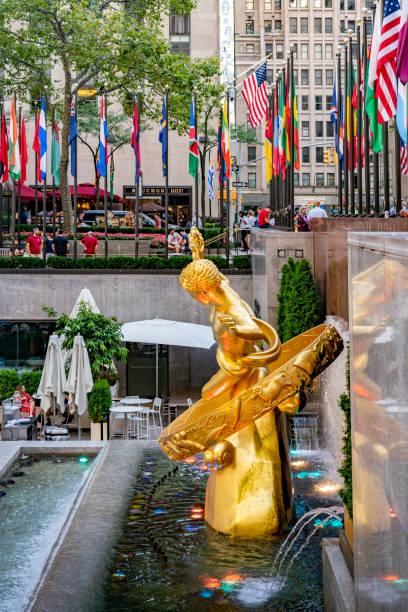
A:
348;30;355;216
336;51;343;214
276;77;281;222
135;92;140;259
52;106;56;235
394;119;401;214
104;90;108;257
343;39;349;216
34;104;39;223
193;87;199;226
164;85;169;263
281;66;286;224
382;122;390;214
42;90;47;264
17;105;21;242
73;90;78;262
219;108;224;246
285;56;290;229
269;91;273;211
363;10;371;216
208;151;212;219
10;90;17;250
226;92;230;265
372;1;380;216
0;105;3;249
356;20;363;216
289;45;295;231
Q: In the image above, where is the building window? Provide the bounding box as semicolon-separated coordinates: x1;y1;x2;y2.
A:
246;19;254;35
325;44;333;60
290;18;297;33
0;321;56;368
170;35;190;55
325;0;332;6
248;172;256;188
169;14;190;34
246;0;254;9
314;43;322;60
275;0;281;9
301;69;309;85
275;19;282;31
301;95;309;110
325;17;333;33
315;0;322;5
266;43;273;56
316;147;324;163
348;0;355;8
302;173;310;186
302;147;310;163
264;20;272;33
294;173;299;186
248;146;256;162
300;17;308;33
316;121;323;137
348;20;355;32
326;69;334;85
315;95;322;110
300;43;309;59
276;43;284;59
302;121;310;137
289;0;297;7
264;0;272;8
246;44;255;54
293;70;298;85
292;43;297;58
315;69;323;86
316;173;324;186
266;68;273;83
327;121;334;137
300;0;308;6
314;17;322;34
326;95;332;110
327;173;335;186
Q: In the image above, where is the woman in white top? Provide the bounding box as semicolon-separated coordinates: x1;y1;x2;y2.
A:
246;209;256;249
238;211;249;252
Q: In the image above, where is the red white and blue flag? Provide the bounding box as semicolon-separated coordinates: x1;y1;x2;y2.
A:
242;62;268;127
131;100;141;183
376;0;402;123
401;139;408;174
97;97;108;178
189;96;199;178
39;96;47;180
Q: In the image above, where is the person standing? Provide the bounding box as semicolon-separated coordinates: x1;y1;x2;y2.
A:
44;232;54;258
80;231;99;257
246;209;256;249
238;210;250;252
258;206;272;229
26;227;43;257
154;213;162;228
52;228;70;257
306;202;328;226
294;207;310;232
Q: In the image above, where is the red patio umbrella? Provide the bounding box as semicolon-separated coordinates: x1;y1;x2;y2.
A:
54;182;125;204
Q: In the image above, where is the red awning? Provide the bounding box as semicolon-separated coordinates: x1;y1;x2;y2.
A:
54;183;125;204
15;185;40;202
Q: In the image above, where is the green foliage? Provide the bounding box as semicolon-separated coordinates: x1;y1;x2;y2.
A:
277;258;321;343
338;347;352;518
19;371;42;396
136;256;165;269
0;369;20;402
206;255;229;269
87;379;112;423
0;257;45;268
168;255;193;269
232;255;251;269
43;301;127;379
47;256;75;269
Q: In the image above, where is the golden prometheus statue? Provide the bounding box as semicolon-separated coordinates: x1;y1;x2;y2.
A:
159;228;343;538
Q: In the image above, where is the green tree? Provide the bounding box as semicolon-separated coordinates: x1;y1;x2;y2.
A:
277;258;321;343
338;347;352;518
0;0;196;232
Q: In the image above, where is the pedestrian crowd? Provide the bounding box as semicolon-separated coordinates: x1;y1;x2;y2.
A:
9;228;99;258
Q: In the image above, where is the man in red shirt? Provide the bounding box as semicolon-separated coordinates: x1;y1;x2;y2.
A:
258;206;273;228
80;231;99;257
26;227;43;256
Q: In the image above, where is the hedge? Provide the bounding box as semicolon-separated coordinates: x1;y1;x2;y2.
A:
232;255;251;269
0;369;42;401
88;379;112;423
0;257;45;268
19;371;43;396
17;225;222;241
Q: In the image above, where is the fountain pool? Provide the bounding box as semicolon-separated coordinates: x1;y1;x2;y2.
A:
0;454;95;612
103;448;342;611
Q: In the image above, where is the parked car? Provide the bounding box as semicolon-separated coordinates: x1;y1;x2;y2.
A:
78;210;155;229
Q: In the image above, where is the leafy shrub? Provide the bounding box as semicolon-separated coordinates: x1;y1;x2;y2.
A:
232;255;251;269
168;255;193;269
76;257;106;269
87;379;112;423
11;257;45;268
277;258;321;343
206;255;228;269
338;347;352;518
105;256;137;269
19;371;42;395
0;369;20;402
47;256;75;269
0;257;12;268
136;256;165;269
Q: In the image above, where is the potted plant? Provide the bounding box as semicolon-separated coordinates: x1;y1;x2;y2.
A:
106;370;119;399
88;380;112;441
338;347;353;552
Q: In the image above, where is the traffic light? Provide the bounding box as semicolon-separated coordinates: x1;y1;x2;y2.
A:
323;149;331;164
332;148;338;164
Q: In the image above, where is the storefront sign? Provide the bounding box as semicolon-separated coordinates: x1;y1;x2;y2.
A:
123;186;192;197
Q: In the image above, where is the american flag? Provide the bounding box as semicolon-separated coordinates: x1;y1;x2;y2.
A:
401;140;408;175
208;161;214;200
376;0;401;123
242;62;268;127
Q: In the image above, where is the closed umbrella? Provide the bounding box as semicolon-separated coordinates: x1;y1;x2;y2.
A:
37;334;67;422
61;287;101;367
66;334;93;440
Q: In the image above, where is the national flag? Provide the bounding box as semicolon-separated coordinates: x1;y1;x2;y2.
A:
109;154;114;199
97;97;108;178
396;80;408;142
158;96;167;178
189;96;199;178
39;96;47;181
131;100;142;182
397;0;408;83
217;114;225;185
401;138;408;174
20;115;27;186
339;93;344;168
208;160;214;200
32;110;41;182
9;100;20;181
69;96;77;178
292;77;300;170
51;114;61;186
349;66;357;170
352;53;365;168
273;87;279;175
376;0;401;123
265;110;273;184
366;10;384;152
283;74;291;165
278;78;286;179
221;99;231;179
94;150;100;196
242;62;268;127
0;113;9;184
330;75;338;152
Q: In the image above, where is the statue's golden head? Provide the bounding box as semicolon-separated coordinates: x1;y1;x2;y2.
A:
180;259;223;295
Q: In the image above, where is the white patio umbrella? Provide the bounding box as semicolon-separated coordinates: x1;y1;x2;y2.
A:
69;287;101;317
37;334;67;421
121;319;215;396
66;334;94;440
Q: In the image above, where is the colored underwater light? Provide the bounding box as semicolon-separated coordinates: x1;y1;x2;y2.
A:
191;513;202;519
221;581;236;593
290;449;302;455
223;574;243;583
184;457;197;464
389;507;397;518
291;460;306;468
200;589;213;598
78;457;88;464
296;471;322;479
153;509;165;515
202;577;221;589
315;483;340;494
313;518;343;529
383;575;399;581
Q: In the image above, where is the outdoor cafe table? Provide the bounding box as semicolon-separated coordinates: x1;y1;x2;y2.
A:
110;405;141;440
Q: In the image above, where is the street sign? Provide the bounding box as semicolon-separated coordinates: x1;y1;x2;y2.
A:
232;181;248;188
231;164;239;172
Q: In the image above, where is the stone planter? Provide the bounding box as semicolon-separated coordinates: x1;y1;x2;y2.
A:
343;506;354;553
109;382;119;399
90;421;108;441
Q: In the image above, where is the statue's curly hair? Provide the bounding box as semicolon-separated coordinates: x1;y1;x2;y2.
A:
180;259;223;294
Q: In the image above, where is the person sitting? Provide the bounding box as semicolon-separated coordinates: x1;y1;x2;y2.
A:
52;228;70;257
179;229;191;254
9;239;25;257
168;228;181;253
80;231;98;257
15;384;35;417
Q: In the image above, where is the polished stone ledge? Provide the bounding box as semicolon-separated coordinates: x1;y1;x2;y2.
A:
322;538;355;612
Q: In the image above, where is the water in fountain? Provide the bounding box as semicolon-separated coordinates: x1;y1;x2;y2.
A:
292;414;319;451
